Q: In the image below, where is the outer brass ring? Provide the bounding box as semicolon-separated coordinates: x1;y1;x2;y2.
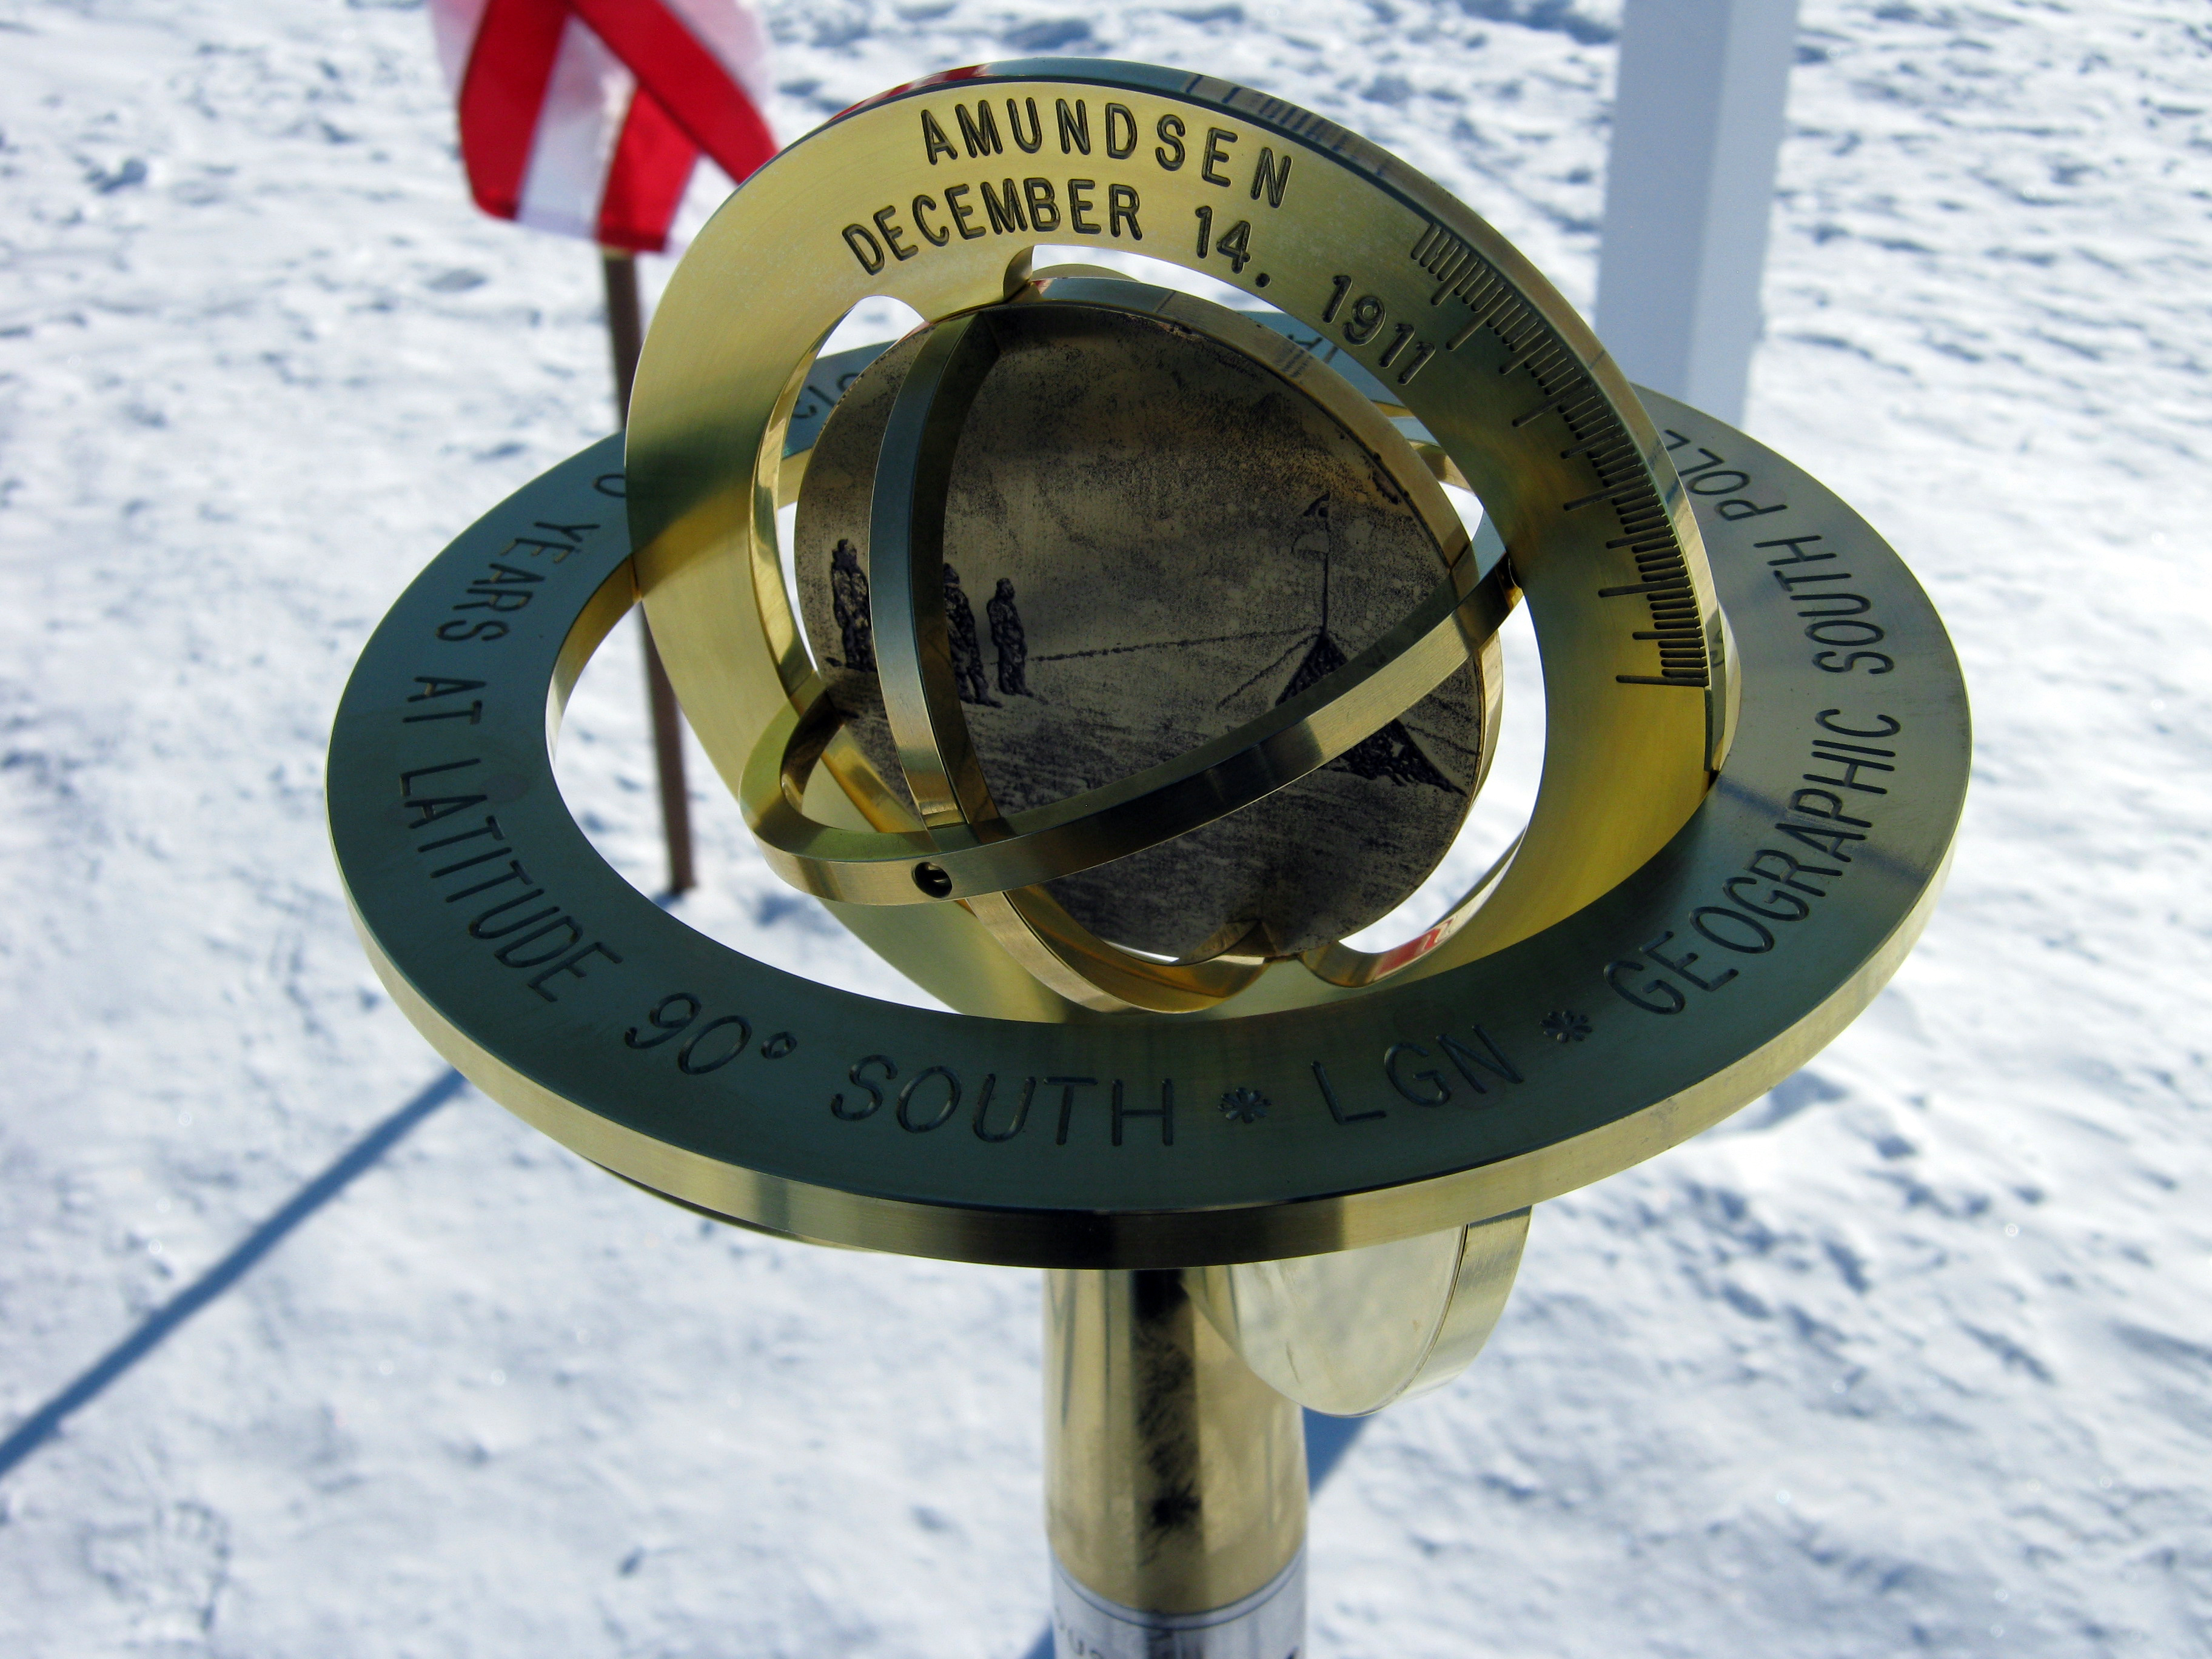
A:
327;386;1969;1269
625;59;1741;1024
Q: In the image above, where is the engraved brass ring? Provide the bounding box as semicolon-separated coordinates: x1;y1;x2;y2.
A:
329;394;1966;1267
626;60;1741;1024
328;60;1968;1268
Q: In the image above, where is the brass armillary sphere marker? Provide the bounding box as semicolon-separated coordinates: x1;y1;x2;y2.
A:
329;59;1968;1657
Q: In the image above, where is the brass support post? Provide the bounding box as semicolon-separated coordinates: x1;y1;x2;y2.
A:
1045;1268;1307;1658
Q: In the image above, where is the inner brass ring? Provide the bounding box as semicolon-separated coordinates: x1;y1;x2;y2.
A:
743;281;1519;1013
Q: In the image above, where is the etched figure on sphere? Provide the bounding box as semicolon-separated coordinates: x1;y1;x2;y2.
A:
829;541;874;671
988;576;1033;697
944;565;1000;706
1278;629;1458;793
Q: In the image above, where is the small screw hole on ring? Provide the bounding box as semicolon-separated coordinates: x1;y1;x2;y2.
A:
913;862;954;898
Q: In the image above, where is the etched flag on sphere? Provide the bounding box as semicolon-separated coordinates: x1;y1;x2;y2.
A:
431;0;776;253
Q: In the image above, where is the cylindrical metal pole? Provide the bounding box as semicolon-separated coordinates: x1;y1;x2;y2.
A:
1045;1268;1307;1658
600;246;695;896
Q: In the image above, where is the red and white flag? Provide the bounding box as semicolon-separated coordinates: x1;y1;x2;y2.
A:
431;0;777;253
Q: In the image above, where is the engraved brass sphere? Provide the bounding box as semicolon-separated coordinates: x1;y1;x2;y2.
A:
750;277;1526;1014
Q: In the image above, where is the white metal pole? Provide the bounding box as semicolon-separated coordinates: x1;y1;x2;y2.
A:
1596;0;1801;427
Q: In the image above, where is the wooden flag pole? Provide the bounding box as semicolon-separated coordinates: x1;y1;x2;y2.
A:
601;247;696;895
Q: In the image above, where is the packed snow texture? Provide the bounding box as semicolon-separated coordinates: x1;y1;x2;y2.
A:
2;1;2210;1654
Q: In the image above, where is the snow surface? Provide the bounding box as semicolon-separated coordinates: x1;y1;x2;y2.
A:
2;0;2210;1654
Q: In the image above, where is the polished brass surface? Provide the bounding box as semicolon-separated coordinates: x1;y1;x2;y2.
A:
759;281;1504;948
746;563;1512;908
1045;1268;1305;1615
780;321;1523;999
330;373;1966;1267
722;248;1678;1009
329;59;1966;1274
1191;1208;1529;1416
790;278;1493;973
829;302;1266;1014
326;62;1972;1659
625;61;1741;1024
